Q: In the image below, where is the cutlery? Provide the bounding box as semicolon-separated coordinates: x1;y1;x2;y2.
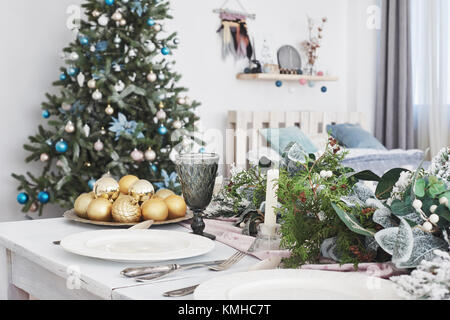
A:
135;251;247;282
122;260;226;278
163;284;199;297
53;220;154;245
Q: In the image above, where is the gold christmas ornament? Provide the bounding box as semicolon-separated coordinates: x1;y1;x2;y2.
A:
141;198;169;221
164;195;187;220
74;192;95;219
87;198;113;222
129;179;154;202
105;104;114;115
118;175;139;194
112;195;142;223
155;189;175;200
94;175;120;201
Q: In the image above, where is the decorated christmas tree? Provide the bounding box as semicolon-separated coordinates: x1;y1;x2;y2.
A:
13;0;201;215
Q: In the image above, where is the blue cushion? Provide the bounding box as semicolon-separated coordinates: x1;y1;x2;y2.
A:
326;123;386;150
260;127;318;155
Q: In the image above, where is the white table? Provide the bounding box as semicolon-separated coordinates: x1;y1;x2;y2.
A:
0;218;259;300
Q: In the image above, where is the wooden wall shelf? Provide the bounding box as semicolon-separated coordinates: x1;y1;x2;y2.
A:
236;73;339;82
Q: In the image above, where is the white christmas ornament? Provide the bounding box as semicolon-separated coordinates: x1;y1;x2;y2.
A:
172;120;182;129
87;79;96;89
40;153;49;162
70;52;79;61
153;24;161;32
114;80;125;92
177;97;186;105
147;72;157;82
158;73;165;81
77;73;85;87
61;102;72;111
83;124;91;137
65;121;75;133
145;149;156;161
94;140;104;151
98;15;109;27
146;41;156;51
92;10;101;17
90;45;96;52
156;109;166;120
92;89;102;100
120;19;127;26
114;35;122;44
112;11;123;21
131;149;144;162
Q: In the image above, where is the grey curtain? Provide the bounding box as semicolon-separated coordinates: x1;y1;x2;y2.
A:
375;0;414;150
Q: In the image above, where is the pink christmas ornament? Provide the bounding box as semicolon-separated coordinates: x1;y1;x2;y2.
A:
131;149;144;162
94;139;104;151
317;71;324;76
299;79;307;86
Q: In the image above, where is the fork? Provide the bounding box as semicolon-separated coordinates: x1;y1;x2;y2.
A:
136;251;246;283
208;251;246;271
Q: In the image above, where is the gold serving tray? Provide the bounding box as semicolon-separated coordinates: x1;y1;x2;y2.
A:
63;209;193;227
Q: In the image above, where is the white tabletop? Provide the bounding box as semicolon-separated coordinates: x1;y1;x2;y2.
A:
0;218;259;300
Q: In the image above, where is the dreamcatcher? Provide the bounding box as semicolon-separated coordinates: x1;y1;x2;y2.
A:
214;0;255;60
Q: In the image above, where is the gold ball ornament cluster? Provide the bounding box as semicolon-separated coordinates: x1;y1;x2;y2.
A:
74;192;95;219
129;179;154;202
73;175;187;223
112;195;141;223
94;175;120;201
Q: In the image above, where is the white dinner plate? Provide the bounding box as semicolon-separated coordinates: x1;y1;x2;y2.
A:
194;269;400;300
60;229;215;263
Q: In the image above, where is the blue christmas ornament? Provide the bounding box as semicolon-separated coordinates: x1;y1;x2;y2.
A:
17;193;29;205
88;179;96;190
42;110;50;119
67;67;77;76
147;18;155;26
37;191;50;204
151;164;158;172
60;73;67;81
321;86;328;93
199;147;206;153
55;140;69;153
105;0;114;5
158;125;168;135
275;80;283;87
79;36;89;45
308;81;316;88
161;47;170;55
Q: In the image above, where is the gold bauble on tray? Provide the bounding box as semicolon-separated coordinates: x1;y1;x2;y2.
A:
74;192;95;219
94;175;120;201
129;179;154;202
87;198;113;222
141;198;169;221
118;175;139;194
111;195;142;223
165;195;187;220
155;188;175;200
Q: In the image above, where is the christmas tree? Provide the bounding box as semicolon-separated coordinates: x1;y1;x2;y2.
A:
13;0;202;215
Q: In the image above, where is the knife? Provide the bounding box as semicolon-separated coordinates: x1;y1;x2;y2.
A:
121;260;226;278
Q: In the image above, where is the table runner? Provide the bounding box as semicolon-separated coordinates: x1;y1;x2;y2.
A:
180;218;407;279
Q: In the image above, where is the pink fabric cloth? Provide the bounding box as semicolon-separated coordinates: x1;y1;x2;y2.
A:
180;219;407;278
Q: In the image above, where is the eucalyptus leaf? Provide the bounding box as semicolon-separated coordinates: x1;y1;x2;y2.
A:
376;168;410;200
414;179;426;197
373;206;397;228
374;227;399;255
331;203;375;237
392;218;414;264
390;199;414;216
349;170;381;182
395;229;448;268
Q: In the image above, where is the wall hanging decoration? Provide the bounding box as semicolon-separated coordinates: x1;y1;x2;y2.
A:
214;0;255;60
302;16;328;75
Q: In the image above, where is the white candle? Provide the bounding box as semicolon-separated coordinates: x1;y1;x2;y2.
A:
264;169;279;229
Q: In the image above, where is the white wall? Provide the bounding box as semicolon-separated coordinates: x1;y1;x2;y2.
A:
0;0;377;222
